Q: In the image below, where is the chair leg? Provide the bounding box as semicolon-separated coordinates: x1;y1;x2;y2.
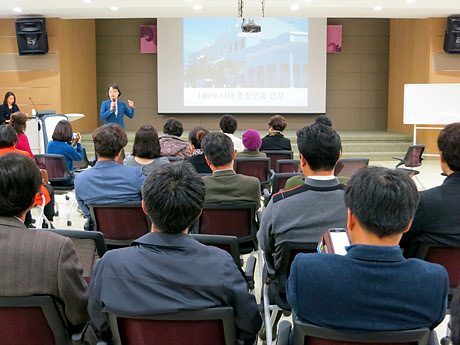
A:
66;192;76;226
263;283;273;345
414;175;425;190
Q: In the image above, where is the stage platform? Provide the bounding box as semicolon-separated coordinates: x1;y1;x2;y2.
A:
81;130;414;162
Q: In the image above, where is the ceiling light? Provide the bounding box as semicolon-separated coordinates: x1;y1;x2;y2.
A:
109;6;119;11
12;7;23;13
373;5;383;11
193;4;202;11
290;4;300;11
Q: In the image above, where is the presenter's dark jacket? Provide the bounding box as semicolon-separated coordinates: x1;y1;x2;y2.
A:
100;99;134;130
0;216;89;328
287;244;448;332
0;103;19;124
400;172;460;258
88;232;262;341
260;132;291;151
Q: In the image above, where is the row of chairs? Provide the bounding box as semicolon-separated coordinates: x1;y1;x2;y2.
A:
0;235;449;345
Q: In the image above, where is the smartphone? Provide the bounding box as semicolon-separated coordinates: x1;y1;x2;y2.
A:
72;133;78;140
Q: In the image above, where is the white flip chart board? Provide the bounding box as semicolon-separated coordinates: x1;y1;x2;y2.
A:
404;83;460;125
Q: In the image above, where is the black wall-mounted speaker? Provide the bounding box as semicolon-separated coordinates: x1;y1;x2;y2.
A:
15;18;49;55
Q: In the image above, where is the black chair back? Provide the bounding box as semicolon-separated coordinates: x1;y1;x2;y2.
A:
233;157;271;184
334;158;369;178
261;150;293;170
0;295;72;345
290;318;430;345
109;307;237;345
90;201;150;247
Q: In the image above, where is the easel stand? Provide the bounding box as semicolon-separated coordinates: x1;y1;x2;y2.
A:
413;124;443;157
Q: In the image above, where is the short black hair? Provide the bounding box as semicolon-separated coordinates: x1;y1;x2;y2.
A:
344;166;419;238
0;153;41;217
132;125;161;159
142;161;205;234
315;115;332;127
296;123;341;171
0;124;18;148
163;118;184;137
201;132;234;167
188;126;209;149
268;115;287;131
219;115;238;134
52;120;73;142
92;124;128;159
107;83;121;97
438;122;460;172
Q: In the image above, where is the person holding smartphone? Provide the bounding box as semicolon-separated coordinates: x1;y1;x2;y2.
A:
100;83;135;130
47;120;83;185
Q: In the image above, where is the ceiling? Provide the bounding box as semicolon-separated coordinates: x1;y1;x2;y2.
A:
1;0;460;20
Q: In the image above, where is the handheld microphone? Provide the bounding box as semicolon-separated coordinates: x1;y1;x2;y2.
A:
111;98;117;116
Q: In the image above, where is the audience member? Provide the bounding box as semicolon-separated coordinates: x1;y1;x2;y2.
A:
0;125;55;228
258;123;347;271
0;152;89;331
315;115;332;127
10;111;33;157
185;126;211;174
47;120;83;185
100;83;135;130
74;124;145;230
260;115;291;151
236;129;267;158
400;122;460;257
88;162;262;344
0;91;19;125
159;118;190;158
124;125;169;176
219;114;244;152
201;132;260;205
287;167;448;336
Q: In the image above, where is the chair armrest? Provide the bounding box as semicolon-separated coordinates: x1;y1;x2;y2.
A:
263;188;271;206
276;320;292;345
391;157;403;161
71;332;83;345
89;157;97;167
266;264;276;281
269;169;275;182
256;210;263;224
244;256;256;290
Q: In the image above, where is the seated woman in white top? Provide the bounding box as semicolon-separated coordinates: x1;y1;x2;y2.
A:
123;125;169;176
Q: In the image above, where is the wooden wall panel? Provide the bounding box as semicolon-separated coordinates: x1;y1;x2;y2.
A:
388;19;431;134
57;19;97;132
388;17;460;154
96;18;390;132
0;18;97;134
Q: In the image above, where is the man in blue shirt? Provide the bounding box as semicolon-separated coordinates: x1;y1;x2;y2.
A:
74;124;145;230
287;167;448;339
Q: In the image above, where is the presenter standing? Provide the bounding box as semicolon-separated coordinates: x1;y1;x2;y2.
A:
100;83;134;130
